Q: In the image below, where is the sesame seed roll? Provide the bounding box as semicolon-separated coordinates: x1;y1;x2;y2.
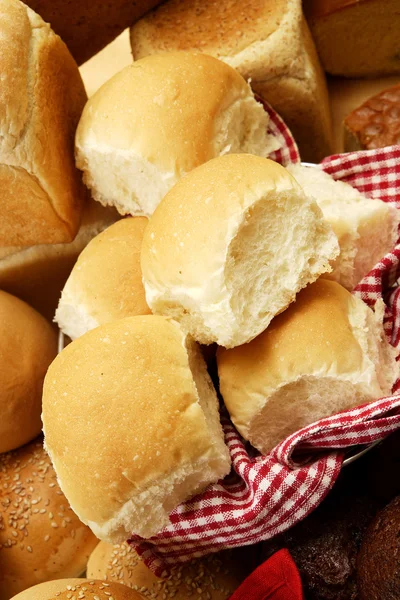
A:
9;579;141;599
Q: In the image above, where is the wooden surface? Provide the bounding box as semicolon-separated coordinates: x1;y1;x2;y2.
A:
79;30;400;155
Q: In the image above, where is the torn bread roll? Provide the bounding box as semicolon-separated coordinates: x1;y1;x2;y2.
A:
141;154;339;348
0;439;98;599
75;52;278;217
0;200;119;321
10;579;141;600
130;0;333;162
0;0;87;247
217;279;398;455
287;164;400;290
55;217;150;340
42;316;230;541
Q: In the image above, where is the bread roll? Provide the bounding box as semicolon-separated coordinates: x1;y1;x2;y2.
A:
304;0;400;77
87;542;247;599
141;154;339;348
0;291;57;454
217;279;398;454
0;0;87;247
0;200;119;321
287;164;400;290
130;0;333;162
0;439;98;599
75;52;278;217
42;316;230;541
10;579;140;600
55;217;150;340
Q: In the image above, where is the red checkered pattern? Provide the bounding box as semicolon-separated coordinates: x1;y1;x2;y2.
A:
129;104;400;576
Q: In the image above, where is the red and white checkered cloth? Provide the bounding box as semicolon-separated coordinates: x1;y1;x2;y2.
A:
129;104;400;576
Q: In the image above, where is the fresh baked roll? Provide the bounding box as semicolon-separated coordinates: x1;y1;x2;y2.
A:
141;154;339;348
10;579;140;600
217;279;398;454
0;0;87;247
0;439;98;599
75;52;278;217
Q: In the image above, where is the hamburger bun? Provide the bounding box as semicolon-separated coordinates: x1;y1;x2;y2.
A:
0;439;98;599
0;0;87;247
75;52;278;217
217;279;398;454
42;316;230;541
141;154;339;348
0;291;57;453
55;217;150;340
10;579;141;600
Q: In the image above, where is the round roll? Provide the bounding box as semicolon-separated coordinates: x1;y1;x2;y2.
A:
87;541;248;599
75;51;277;217
55;217;150;340
217;279;398;454
0;291;57;453
0;0;87;247
141;154;339;348
10;579;140;600
42;316;230;542
0;439;98;599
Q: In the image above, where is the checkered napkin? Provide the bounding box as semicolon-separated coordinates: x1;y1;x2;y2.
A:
129;105;400;576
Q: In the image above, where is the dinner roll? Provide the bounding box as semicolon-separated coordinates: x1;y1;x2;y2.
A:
0;0;87;247
0;439;98;599
217;279;398;454
10;579;140;600
55;217;150;340
141;154;339;348
287;164;400;290
42;316;230;542
75;52;278;217
0;291;57;454
0;200;119;320
87;542;247;599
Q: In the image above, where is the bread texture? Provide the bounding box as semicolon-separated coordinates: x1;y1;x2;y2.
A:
304;0;400;77
130;0;333;162
0;200;119;321
287;164;400;290
0;439;98;599
0;0;87;247
55;218;150;340
42;316;230;541
75;52;278;217
217;279;398;455
0;291;57;454
10;579;141;600
141;154;339;348
87;542;247;599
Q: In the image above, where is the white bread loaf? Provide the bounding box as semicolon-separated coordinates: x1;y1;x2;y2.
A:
141;154;339;348
55;217;150;340
0;0;87;247
287;164;400;290
0;200;119;321
217;279;398;455
42;316;230;541
75;52;278;218
130;0;333;162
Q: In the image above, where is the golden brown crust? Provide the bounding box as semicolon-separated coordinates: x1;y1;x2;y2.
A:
10;578;141;600
0;439;98;599
0;291;57;453
0;0;87;247
304;0;373;19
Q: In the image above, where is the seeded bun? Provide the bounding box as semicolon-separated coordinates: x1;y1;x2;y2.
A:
10;579;141;600
87;542;247;600
0;438;98;599
75;52;278;218
0;0;87;247
0;291;57;453
42;316;230;542
55;217;150;340
141;154;339;348
217;279;398;454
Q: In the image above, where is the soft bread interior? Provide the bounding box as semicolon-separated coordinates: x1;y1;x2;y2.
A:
55;293;99;340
